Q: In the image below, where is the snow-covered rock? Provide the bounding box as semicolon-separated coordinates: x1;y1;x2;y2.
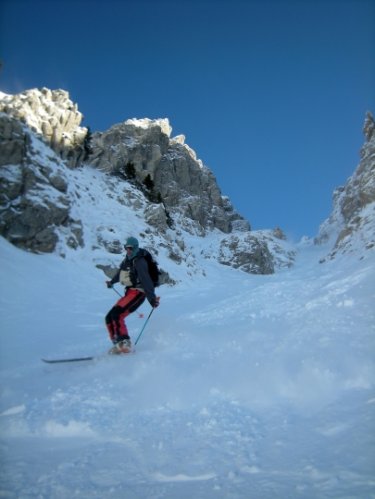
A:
316;112;375;261
201;229;296;274
0;114;83;252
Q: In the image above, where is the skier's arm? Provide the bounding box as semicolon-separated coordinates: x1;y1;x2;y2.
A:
134;257;158;306
109;269;120;286
106;259;125;287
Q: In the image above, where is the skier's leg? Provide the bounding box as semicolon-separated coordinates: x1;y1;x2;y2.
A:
106;289;146;343
105;308;117;342
115;289;146;340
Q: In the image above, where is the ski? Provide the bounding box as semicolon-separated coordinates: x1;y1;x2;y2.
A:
42;350;135;364
42;356;95;364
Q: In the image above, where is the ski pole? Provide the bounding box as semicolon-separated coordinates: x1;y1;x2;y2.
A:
134;308;155;346
112;285;123;298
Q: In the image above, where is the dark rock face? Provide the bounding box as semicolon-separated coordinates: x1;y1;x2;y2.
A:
316;112;375;261
0;113;83;253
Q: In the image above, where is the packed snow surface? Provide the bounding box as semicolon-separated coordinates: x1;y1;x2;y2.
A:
0;236;374;498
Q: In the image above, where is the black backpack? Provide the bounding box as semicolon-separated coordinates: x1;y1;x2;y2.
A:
136;249;161;287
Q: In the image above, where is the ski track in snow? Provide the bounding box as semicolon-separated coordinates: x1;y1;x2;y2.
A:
0;236;375;498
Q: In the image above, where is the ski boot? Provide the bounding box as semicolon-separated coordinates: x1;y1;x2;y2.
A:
108;338;132;355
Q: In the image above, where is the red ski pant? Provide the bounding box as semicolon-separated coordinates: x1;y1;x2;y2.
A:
105;288;146;343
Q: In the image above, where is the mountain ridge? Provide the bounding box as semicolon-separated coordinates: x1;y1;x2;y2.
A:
1;88;374;280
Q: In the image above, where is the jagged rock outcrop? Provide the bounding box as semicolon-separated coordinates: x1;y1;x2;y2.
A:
201;229;296;273
316;111;375;260
0;88;88;167
0;113;83;252
88;118;248;235
218;234;275;274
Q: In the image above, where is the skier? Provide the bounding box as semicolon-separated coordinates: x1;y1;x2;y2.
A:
105;236;160;354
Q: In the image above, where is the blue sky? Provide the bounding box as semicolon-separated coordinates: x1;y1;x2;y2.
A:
1;0;374;239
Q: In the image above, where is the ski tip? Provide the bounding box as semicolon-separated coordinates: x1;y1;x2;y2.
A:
41;356;94;364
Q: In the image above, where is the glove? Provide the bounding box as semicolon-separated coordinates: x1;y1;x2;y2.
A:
151;296;160;308
106;281;113;288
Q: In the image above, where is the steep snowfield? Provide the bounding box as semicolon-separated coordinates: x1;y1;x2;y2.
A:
0;234;374;499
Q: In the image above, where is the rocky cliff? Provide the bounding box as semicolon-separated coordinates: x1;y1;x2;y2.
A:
0;112;83;252
315;112;375;261
0;88;295;279
0;88;87;167
88;118;249;235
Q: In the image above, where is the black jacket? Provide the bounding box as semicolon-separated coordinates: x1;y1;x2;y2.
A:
110;251;156;306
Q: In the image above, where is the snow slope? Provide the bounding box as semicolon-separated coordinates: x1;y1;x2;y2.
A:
0;232;374;499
